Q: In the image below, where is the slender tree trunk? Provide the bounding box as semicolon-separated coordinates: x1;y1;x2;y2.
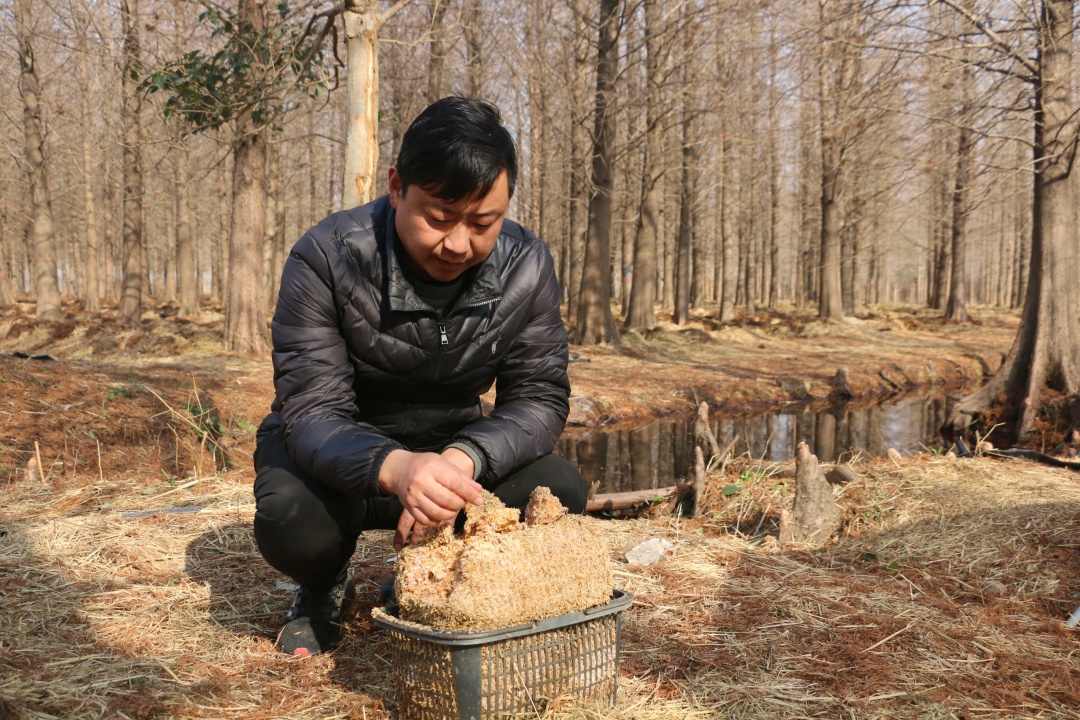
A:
673;57;695;325
718;128;737;322
767;18;780;309
425;0;449;104
624;0;664;330
566;0;590;320
576;0;621;345
262;138;279;313
0;205;14;306
270;138;287;307
15;0;62;320
945;33;974;322
174;145;198;316
118;0;144;324
76;14;101;313
464;0;484;98
951;0;1080;442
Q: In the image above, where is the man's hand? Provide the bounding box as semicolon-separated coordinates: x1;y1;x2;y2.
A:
378;449;483;530
394;508;417;552
441;446;476;478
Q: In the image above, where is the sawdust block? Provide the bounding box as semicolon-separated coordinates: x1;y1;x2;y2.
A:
395;487;613;631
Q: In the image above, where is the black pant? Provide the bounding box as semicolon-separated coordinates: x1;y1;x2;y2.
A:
252;428;589;590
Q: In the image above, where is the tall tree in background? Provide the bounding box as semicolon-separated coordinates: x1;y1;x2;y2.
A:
173;143;198;316
673;8;699;326
944;3;974;323
118;0;144;323
425;0;450;104
948;0;1080;441
463;0;484;97
75;3;101;313
223;0;271;353
817;0;859;321
14;0;62;320
624;0;668;330
576;0;621;344
148;2;342;350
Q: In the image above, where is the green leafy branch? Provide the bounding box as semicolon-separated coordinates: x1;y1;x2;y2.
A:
141;2;342;134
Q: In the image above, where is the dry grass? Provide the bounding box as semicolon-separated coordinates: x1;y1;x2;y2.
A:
4;439;1080;718
3;304;1079;719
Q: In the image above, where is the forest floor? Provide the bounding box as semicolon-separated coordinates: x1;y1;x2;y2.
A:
3;299;1079;719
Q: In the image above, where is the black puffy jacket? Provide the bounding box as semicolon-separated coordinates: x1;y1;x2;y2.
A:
260;195;570;499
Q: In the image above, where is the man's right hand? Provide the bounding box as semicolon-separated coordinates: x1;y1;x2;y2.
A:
378;449;484;528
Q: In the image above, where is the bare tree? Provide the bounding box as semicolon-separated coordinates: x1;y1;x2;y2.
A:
948;0;1080;442
173;143;198;316
118;0;144;324
14;0;62;320
463;0;484;97
944;2;974;322
624;0;669;330
425;0;450;104
575;0;621;344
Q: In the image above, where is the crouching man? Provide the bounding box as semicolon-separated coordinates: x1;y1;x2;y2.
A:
253;97;588;657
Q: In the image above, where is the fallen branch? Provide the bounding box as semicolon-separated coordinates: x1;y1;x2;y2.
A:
587;486;676;512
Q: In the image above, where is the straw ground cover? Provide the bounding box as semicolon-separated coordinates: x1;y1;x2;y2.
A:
4;350;1080;718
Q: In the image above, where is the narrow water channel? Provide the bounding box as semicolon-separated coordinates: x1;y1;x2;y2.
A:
557;390;957;495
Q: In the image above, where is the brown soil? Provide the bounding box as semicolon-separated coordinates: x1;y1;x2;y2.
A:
7;298;1076;719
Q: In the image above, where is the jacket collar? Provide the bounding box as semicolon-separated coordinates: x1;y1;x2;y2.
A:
383;201;504;315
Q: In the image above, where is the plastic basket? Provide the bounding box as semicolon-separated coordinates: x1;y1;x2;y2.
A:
372;590;633;720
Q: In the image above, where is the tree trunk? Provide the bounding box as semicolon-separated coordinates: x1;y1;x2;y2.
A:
464;0;484;98
262;138;279;314
269;138;287;307
118;0;144;324
950;0;1080;443
76;12;101;313
673;67;694;325
343;0;415;208
575;0;621;345
767;17;780;309
945;33;974;322
15;0;62;321
174;145;198;316
225;0;271;354
0;204;14;306
718;129;737;322
425;0;449;104
343;1;380;208
624;0;664;330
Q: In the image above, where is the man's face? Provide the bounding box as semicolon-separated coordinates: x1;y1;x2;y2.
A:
388;167;510;283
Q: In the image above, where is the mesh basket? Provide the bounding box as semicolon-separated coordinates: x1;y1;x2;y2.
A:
372;590;633;720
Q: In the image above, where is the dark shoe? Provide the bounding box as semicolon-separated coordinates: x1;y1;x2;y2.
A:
274;577;356;657
379;575;397;612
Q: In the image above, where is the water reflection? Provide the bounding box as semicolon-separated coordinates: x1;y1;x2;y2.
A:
557;391;954;495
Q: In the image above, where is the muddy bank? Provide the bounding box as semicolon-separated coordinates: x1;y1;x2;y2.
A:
0;300;1016;432
563;306;1012;425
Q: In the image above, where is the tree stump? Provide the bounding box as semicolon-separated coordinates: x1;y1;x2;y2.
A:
833;367;854;398
778;443;841;546
693;402;723;460
669;445;705;518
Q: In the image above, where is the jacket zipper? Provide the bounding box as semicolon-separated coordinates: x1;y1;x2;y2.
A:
430;295;501;380
436;295;502;346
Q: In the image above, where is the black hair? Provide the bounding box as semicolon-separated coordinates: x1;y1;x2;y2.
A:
395;97;518;203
